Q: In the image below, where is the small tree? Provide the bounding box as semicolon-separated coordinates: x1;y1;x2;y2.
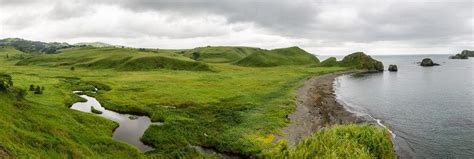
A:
29;85;35;91
70;66;75;71
6;54;8;58
34;86;42;94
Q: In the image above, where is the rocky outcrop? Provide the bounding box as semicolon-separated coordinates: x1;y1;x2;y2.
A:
449;50;474;59
420;58;440;66
339;52;384;72
388;65;398;71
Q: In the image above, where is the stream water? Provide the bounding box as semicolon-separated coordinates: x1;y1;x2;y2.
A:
70;91;161;152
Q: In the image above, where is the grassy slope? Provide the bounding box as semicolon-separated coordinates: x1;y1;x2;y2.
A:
0;46;393;158
234;47;320;67
183;46;263;63
15;47;211;71
270;124;394;159
0;49;141;158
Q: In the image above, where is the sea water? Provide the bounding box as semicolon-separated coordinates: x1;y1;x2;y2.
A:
326;55;473;158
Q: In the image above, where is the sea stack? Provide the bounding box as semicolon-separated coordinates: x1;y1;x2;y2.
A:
420;58;439;66
388;65;398;72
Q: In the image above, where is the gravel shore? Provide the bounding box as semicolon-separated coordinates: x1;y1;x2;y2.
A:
276;71;364;146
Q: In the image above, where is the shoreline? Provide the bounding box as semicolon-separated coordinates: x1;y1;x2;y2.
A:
276;71;364;146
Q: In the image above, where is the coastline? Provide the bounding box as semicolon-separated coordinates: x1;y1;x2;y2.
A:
278;70;409;158
276;71;365;146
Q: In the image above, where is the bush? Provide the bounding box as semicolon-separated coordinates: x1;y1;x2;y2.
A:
0;73;13;91
34;86;42;94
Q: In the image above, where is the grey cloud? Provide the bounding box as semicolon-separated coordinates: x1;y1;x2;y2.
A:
114;0;320;36
109;0;472;45
47;1;95;20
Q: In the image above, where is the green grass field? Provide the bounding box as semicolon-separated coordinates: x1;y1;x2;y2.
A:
0;45;393;158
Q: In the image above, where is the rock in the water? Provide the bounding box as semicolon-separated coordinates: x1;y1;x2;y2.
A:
449;54;468;59
388;64;398;71
420;58;439;66
129;115;139;120
449;50;474;59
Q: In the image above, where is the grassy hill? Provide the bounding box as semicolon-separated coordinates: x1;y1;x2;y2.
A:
16;47;211;71
234;47;320;67
183;46;263;63
319;57;338;67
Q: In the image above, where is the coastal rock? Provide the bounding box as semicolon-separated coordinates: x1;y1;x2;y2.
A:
449;54;468;59
420;58;440;66
449;50;474;59
388;65;398;72
339;52;384;72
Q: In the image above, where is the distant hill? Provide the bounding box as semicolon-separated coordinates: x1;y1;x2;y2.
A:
74;42;122;48
183;46;264;63
0;38;71;54
320;52;384;71
234;46;320;67
319;57;338;67
16;47;211;71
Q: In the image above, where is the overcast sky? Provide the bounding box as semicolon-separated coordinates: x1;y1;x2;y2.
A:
0;0;472;55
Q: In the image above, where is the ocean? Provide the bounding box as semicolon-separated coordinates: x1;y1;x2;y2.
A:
324;55;473;158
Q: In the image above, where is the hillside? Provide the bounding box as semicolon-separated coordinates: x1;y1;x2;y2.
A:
0;74;141;158
320;52;384;71
234;46;320;67
0;38;71;54
183;46;263;63
16;47;211;71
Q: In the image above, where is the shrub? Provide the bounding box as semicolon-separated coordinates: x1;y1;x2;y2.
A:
0;73;13;91
34;86;42;94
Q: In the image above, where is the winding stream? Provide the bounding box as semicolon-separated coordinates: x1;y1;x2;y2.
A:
70;91;161;152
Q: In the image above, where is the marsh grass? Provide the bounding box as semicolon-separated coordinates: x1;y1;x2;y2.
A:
91;106;103;114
